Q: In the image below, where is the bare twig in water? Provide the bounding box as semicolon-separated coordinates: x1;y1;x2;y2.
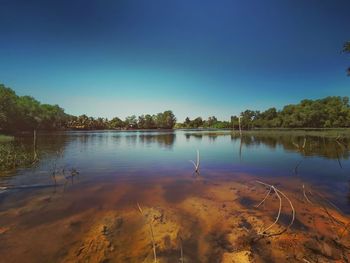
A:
339;222;350;240
238;116;242;136
137;202;143;215
336;137;344;149
303;180;350;241
335;135;348;149
255;181;295;237
305;189;346;230
336;135;341;140
255;187;272;208
292;137;306;151
239;137;243;161
302;137;307;149
179;236;184;263
293;160;303;175
302;184;313;204
189;149;200;173
259;186;282;234
315;191;343;215
292;140;299;149
33;129;38;162
136;203;157;263
312;192;345;227
334;145;343;169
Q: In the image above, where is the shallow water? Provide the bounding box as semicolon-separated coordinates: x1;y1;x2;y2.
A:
1;130;350;262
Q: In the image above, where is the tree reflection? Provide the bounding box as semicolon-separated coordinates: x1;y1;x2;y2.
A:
229;133;350;160
138;133;176;148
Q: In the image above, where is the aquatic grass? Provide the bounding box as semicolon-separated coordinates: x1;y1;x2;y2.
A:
0;143;34;171
0;134;14;142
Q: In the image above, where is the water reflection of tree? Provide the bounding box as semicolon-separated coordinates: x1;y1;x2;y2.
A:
208;134;218;141
230;134;350;160
138;133;176;148
190;134;203;141
125;134;138;146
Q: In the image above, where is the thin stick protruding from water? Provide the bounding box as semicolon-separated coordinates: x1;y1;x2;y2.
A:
179;236;184;263
189;149;200;173
238;116;242;136
302;184;313;204
255;181;295;237
136;202;157;263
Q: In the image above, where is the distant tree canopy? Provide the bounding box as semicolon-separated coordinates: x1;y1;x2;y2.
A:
177;116;231;129
0;84;177;133
344;41;350;75
176;97;350;130
229;96;350;129
2;84;350;133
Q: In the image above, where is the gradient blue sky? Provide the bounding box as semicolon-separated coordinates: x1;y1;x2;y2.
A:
0;0;349;121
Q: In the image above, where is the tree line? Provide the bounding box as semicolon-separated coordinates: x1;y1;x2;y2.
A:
177;96;350;129
175;116;232;129
0;84;176;133
236;96;350;129
67;111;176;130
2;84;350;133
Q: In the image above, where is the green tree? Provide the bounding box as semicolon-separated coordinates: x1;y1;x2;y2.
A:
192;117;203;128
125;115;138;129
109;117;124;129
154;111;176;129
144;114;156;129
207;116;218;127
0;84;17;131
184;117;191;128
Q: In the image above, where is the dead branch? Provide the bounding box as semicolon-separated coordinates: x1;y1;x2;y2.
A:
255;181;295;237
179;236;184;263
302;137;307;149
293;160;303;175
259;186;282;234
189;149;200;173
302;184;313;204
255;187;272;208
136;203;157;262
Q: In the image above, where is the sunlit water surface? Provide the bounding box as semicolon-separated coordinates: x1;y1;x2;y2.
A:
2;130;350;209
1;130;350;262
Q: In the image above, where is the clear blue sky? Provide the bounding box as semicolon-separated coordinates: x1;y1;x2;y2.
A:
0;0;349;121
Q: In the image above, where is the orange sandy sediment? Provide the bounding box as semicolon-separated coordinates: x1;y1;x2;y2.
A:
0;173;349;262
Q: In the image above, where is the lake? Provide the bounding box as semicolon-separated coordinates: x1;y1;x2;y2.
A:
0;130;350;262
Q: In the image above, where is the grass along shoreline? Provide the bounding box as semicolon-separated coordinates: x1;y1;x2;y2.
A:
179;128;350;138
0;134;14;142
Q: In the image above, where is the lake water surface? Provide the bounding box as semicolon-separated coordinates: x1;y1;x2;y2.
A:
1;130;350;262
